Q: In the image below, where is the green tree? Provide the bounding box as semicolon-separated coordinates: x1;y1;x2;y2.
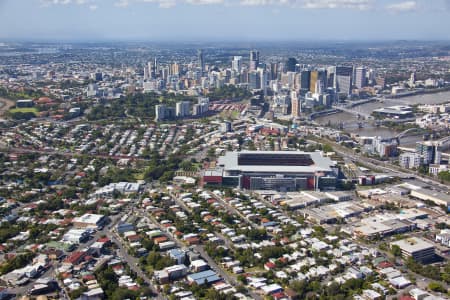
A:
391;245;402;257
428;282;446;293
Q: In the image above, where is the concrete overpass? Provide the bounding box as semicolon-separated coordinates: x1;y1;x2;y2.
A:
331;105;372;119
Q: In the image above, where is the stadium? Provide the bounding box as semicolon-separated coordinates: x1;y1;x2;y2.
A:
202;151;338;191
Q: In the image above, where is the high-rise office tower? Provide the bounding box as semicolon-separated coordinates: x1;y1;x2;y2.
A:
335;66;353;96
248;71;261;90
309;71;318;93
355;66;367;89
327;66;336;89
240;69;248;84
309;70;327;94
291;91;301;117
171;63;180;76
318;69;327;91
143;65;149;80
155;104;166;121
270;62;279;80
198;49;205;75
176;101;191;117
259;68;267;95
150;58;158;79
300;70;311;92
410;71;416;86
147;62;153;79
232;56;242;73
285;57;298;72
249;50;260;71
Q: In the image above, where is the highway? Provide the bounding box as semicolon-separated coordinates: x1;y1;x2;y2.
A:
312;136;450;191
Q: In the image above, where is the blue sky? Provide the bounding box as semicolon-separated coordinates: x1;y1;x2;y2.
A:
0;0;449;41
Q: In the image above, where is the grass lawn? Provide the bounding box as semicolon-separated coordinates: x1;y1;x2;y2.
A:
9;107;39;114
134;172;146;180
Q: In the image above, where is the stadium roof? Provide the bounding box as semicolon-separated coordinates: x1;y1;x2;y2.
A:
218;151;335;173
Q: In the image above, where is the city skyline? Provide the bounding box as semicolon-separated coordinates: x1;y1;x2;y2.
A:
1;0;450;41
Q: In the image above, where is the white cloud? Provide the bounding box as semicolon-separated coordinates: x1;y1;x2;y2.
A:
386;1;417;12
301;0;372;10
239;0;270;6
39;0;444;12
159;1;176;8
41;0;100;9
237;0;372;9
186;0;224;5
114;0;130;7
40;0;71;5
140;0;177;8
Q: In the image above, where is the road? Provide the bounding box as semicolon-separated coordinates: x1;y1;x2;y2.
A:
0;146;152;162
140;193;263;299
110;232;165;299
208;192;261;229
311;136;450;191
109;207;165;299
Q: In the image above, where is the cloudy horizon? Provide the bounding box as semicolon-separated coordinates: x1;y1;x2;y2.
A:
1;0;450;41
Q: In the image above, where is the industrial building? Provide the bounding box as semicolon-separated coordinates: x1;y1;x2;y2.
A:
202;151;338;192
410;189;450;211
390;237;435;263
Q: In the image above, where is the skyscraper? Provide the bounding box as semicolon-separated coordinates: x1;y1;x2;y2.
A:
155;104;166;121
198;49;205;75
259;68;267;95
300;70;311;94
310;71;318;93
143;65;149;80
176;101;191;117
409;71;416;86
355;66;367;89
232;56;242;73
170;62;180;76
285;57;298;72
151;58;158;79
327;66;336;88
335;66;353;96
291;91;301;117
249;50;259;71
249;71;261;90
270;62;279;80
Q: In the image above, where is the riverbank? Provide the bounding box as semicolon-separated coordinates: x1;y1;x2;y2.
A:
315;90;450;148
387;86;450;99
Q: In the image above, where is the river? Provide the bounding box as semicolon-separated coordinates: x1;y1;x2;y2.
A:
315;91;450;147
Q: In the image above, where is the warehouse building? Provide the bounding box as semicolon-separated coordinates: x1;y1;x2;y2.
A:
410;189;450;211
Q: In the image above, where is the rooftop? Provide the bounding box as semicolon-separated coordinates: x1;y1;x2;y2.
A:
391;237;434;253
218;151;335;173
73;213;105;225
